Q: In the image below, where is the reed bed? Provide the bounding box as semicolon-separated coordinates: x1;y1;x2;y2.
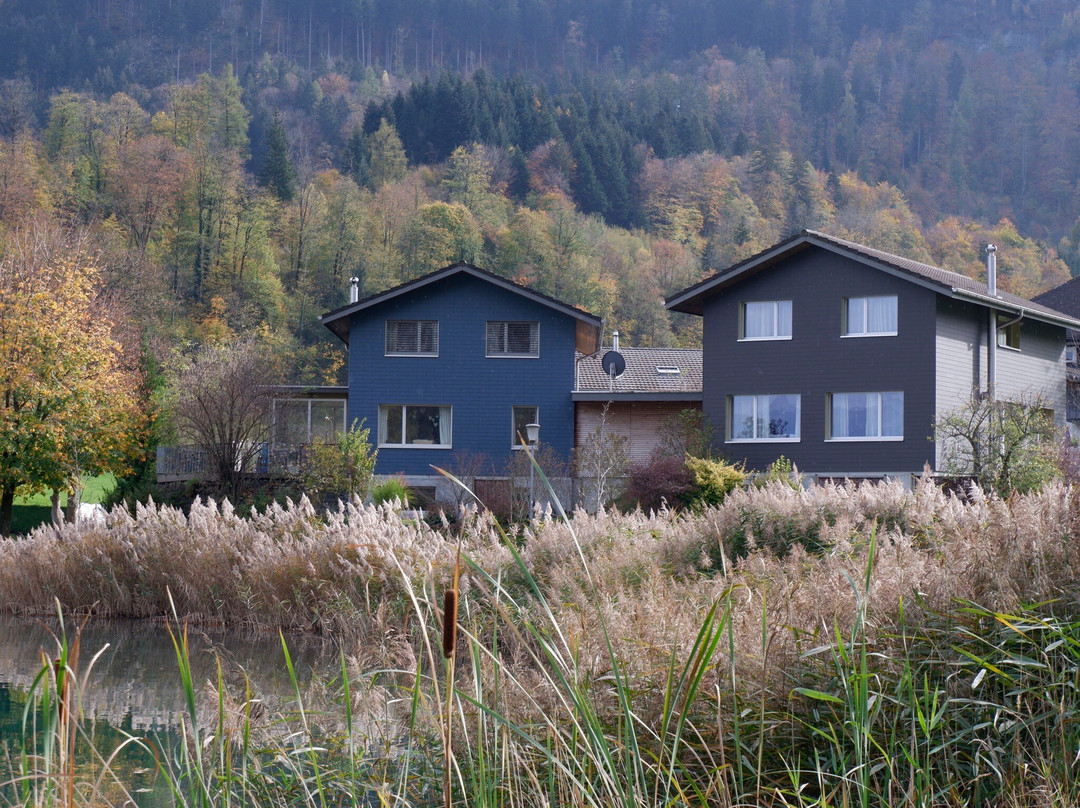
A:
3;475;1080;806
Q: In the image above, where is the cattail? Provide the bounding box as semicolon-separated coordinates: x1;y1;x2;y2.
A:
442;589;458;659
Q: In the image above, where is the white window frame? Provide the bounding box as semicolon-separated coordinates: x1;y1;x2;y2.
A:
272;398;347;445
511;405;539;449
826;391;904;441
997;315;1021;351
842;296;898;337
739;300;792;341
726;394;801;442
378;404;452;448
385;320;439;356
486;321;540;358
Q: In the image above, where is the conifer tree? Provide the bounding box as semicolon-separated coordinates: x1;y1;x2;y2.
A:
259;111;296;202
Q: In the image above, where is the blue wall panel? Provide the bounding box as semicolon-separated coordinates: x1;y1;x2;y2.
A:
347;273;579;476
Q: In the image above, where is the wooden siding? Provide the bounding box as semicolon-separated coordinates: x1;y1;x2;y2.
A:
348;272;579;476
575;401;699;464
934;298;984;468
996;317;1066;424
933;298;1067;466
700;247;938;475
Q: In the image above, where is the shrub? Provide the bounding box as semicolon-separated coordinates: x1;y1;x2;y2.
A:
620;453;696;512
684;455;746;507
754;455;802;489
372;476;411;507
301;419;377;504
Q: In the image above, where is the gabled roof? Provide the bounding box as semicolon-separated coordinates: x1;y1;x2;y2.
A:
573;347;703;401
1033;276;1080;322
666;230;1080;330
320;262;603;352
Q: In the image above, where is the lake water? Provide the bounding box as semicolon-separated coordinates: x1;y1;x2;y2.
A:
0;615;345;806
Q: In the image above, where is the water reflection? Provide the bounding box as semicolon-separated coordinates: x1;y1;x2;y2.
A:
0;615;341;732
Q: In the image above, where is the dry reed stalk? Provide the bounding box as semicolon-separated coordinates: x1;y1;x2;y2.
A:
442;542;462;808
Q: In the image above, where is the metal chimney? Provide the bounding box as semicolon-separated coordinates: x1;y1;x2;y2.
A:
612;330;620;350
349;277;360;304
986;244;997;297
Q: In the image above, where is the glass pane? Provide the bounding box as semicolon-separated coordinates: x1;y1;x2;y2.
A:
777;301;792;337
867;297;897;333
731;396;756;439
846;298;866;334
406;406;442;444
744;302;775;338
274;401;308;445
311;400;345;442
419;322;439;353
506;322;536;354
763;394;799;438
486;322;503;354
382;405;403;444
882;392;904;437
513;406;538;446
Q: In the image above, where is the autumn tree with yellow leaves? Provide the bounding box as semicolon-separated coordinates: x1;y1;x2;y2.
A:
0;223;144;535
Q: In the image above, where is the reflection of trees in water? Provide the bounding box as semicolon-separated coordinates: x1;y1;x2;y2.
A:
0;617;339;731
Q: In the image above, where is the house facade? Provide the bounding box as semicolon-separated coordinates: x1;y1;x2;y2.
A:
1032;276;1080;425
320;263;602;502
574;345;702;464
667;230;1080;483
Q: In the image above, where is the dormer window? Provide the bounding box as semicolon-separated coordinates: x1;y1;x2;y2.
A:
386;320;438;356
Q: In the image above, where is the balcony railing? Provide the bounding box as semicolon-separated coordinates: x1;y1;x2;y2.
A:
156;444;315;482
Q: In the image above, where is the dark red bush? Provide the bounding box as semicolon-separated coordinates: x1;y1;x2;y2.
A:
619;453;696;512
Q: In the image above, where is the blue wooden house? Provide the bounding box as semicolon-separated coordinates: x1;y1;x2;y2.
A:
320;263;602;502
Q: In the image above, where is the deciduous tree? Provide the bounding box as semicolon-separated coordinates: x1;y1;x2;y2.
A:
171;339;279;501
0;223;144;535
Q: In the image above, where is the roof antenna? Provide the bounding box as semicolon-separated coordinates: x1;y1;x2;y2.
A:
601;330;626;390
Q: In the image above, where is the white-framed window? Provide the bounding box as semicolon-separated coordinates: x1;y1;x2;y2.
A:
828;392;903;440
997;315;1020;350
741;300;792;340
487;321;540;357
511;405;539;448
385;320;439;355
843;296;898;336
272;398;347;444
1067;345;1077;364
728;394;801;441
378;405;452;447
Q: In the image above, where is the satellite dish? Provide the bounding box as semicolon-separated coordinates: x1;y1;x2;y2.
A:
601;349;626;379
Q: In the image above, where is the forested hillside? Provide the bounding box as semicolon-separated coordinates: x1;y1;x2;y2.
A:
1;0;1079;384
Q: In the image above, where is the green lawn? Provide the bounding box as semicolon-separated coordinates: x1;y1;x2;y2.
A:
10;474;116;535
14;474;116;506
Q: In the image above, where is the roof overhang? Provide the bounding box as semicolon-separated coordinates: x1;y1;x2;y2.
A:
321;262;603;349
666;231;1080;331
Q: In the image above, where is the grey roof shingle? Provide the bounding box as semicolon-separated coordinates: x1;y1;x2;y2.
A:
1033;276;1080;320
667;230;1080;329
576;347;702;394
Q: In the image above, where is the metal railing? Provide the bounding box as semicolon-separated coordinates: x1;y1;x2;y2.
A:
156;444;314;482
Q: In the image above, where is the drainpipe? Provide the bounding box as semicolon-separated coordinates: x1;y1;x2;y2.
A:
986;244;997;398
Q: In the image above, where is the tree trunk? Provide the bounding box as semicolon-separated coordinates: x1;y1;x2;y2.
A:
0;484;14;537
51;488;63;526
64;482;82;524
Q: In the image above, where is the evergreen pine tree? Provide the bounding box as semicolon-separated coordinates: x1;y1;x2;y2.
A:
259;111;296;202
